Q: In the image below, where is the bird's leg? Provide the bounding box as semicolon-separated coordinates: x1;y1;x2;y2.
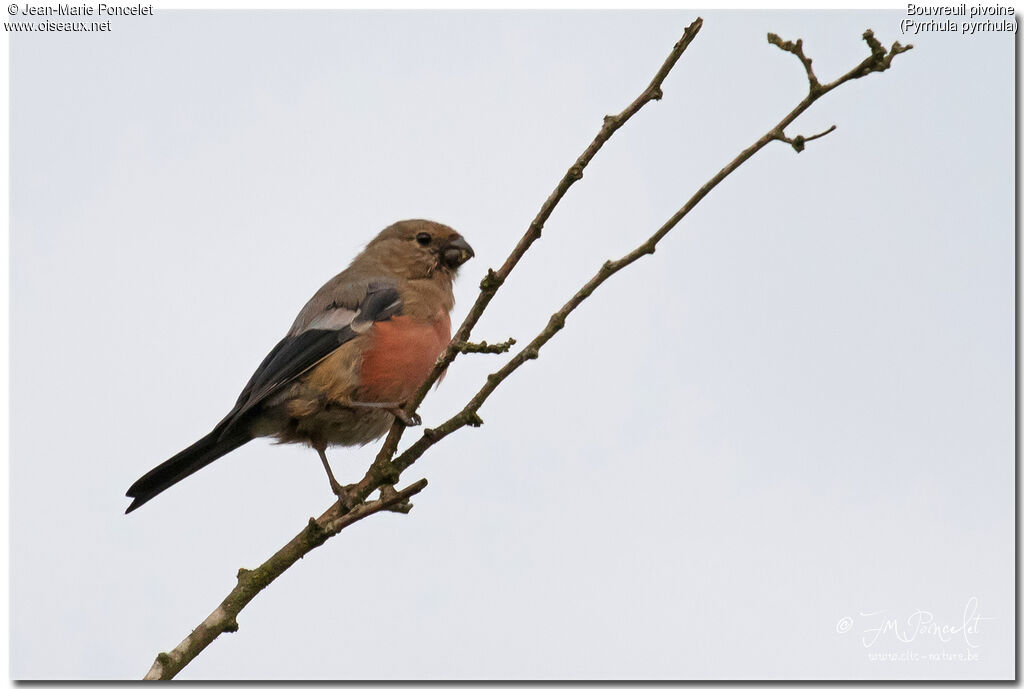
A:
315;445;352;507
338;400;421;427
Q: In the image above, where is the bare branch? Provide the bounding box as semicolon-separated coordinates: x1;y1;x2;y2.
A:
361;28;913;480
856;29;913;76
145;23;912;679
140;22;706;679
452;337;517;355
773;124;838;152
141;479;428;680
823;29;913;89
366;16;706;475
767;33;822;93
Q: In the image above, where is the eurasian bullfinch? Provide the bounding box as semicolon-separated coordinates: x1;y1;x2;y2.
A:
125;219;474;513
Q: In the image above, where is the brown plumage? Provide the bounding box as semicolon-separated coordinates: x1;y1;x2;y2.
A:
125;219;473;513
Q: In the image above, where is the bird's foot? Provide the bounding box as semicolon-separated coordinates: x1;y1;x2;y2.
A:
333;482;361;512
317;445;361;512
389;407;421;427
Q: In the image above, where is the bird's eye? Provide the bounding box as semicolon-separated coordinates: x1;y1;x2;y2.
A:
415;232;432;246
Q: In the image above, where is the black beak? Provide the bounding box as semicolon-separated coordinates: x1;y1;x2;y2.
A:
441;236;474;269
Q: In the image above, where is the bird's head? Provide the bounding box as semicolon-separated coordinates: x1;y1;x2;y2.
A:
360;219;474;282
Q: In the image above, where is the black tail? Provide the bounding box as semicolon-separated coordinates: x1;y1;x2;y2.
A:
125;428;251;513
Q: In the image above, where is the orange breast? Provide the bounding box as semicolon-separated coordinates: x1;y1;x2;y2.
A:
358;312;451;403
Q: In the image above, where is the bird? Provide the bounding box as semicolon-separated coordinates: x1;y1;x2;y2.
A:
125;219;474;513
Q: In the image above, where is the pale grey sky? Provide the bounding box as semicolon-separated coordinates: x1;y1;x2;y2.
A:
10;9;1014;679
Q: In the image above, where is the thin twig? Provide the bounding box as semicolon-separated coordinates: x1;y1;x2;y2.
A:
452;338;517;355
767;33;822;93
774;124;838;152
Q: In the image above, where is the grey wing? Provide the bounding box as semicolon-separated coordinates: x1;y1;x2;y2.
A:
216;280;402;438
287;268;390;336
